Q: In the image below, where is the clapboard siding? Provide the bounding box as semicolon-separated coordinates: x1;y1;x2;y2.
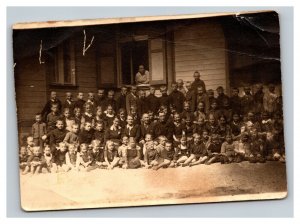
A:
173;21;227;92
15;56;47;123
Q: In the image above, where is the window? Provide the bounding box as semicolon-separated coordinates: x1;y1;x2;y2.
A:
120;40;149;85
47;39;76;86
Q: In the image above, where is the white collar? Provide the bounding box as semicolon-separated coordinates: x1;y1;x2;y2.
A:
110;125;120;131
127;124;133;129
85;112;93;117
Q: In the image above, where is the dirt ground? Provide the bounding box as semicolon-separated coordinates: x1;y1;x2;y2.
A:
20;161;287;211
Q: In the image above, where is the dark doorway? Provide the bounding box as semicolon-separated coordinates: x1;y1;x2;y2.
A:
120;40;149;85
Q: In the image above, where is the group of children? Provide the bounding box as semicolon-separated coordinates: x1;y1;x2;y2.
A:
19;73;285;175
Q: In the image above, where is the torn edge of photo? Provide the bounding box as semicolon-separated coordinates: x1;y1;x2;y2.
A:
13;10;287;211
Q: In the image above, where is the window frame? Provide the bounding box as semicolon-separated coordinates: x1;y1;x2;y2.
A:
47;38;77;87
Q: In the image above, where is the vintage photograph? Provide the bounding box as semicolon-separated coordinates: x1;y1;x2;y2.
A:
13;10;287;211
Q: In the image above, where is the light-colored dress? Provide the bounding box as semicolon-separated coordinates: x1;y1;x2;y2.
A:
135;71;150;84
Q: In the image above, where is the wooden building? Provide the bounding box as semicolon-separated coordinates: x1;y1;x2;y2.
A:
13;11;281;136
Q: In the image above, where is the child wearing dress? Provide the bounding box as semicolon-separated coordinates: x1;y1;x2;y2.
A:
118;135;129;169
65;144;79;171
220;134;236;164
103;140;120;170
174;136;191;166
22;146;44;175
126;137;142;169
76;143;92;171
42;145;55;173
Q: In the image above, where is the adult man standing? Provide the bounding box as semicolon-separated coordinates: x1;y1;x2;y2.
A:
169;82;185;113
195;86;210;114
96;89;106;109
126;85;138;115
191;71;206;92
116;86;127;111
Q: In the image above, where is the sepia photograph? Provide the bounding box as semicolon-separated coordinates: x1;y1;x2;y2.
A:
13;10;287;211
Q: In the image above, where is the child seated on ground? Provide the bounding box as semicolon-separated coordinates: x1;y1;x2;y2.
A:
126;137;142;169
42;145;54;173
52;142;68;173
25;136;35;156
140;133;153;156
118;135;129;169
206;134;222;165
19;146;29;171
103;140;120;170
22;146;44;175
185;133;208;167
174;136;191;166
79;121;94;145
265;132;284;161
234;132;251;163
65;144;79;172
220;134;236;164
249;129;266;163
76;143;92;171
62;108;75;132
155;135;167;154
153;141;176;170
63;123;80;145
171;113;185;143
87;140;105;171
143;141;158;169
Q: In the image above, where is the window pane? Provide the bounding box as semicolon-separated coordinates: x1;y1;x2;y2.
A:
63;42;71;84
